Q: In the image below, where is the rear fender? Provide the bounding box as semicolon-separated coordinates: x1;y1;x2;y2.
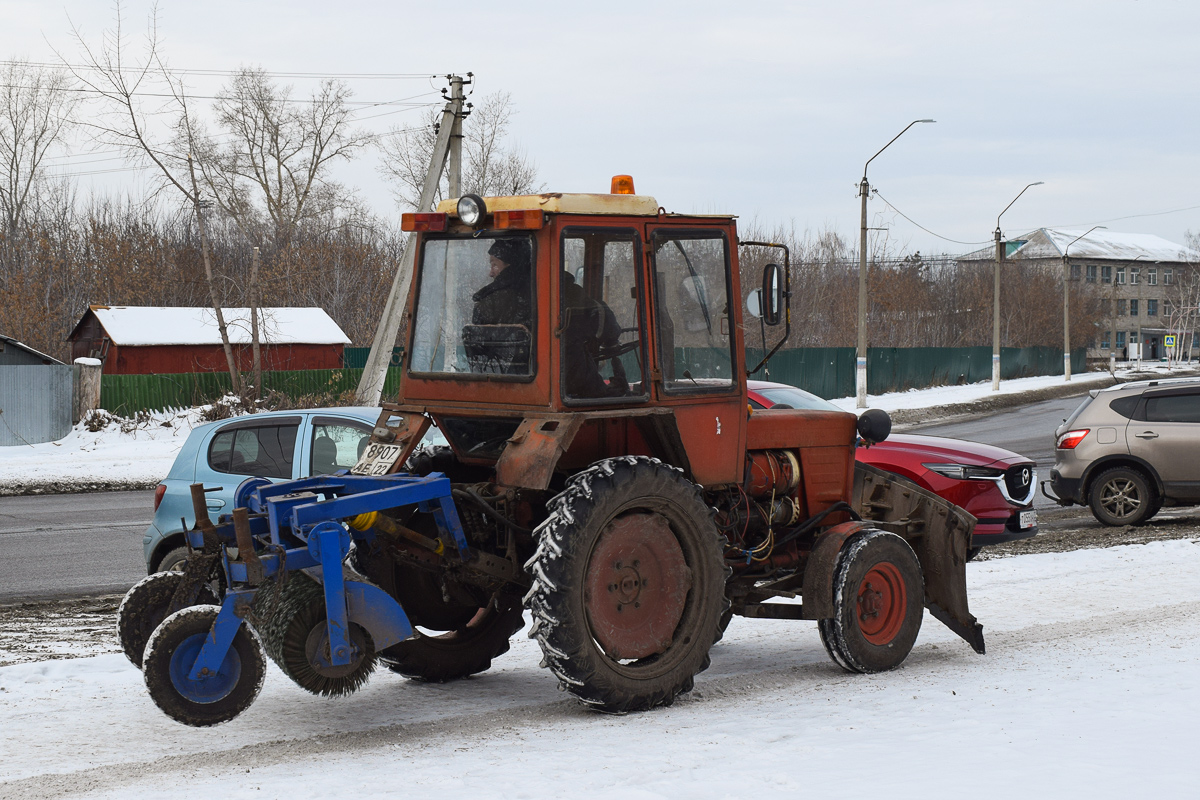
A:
852;462;985;654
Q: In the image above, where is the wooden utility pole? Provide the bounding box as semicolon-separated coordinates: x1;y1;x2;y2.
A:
250;245;262;400
355;75;468;406
188;154;242;397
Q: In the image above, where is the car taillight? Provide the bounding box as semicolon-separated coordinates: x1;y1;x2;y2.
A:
1056;429;1090;450
153;483;167;512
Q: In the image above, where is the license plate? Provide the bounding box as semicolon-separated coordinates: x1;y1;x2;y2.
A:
352;443;403;476
1019;509;1037;529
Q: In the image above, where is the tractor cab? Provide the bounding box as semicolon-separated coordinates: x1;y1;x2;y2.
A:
396;178;764;488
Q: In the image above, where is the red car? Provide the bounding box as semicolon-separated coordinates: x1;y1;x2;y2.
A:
747;381;1038;557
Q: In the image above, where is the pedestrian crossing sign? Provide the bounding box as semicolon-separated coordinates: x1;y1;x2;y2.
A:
1165;335;1177;347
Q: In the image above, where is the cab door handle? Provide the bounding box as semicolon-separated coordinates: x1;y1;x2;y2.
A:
1134;431;1159;439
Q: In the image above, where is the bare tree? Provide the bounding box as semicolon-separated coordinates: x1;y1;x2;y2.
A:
196;67;369;248
67;3;242;394
378;90;542;210
0;59;77;238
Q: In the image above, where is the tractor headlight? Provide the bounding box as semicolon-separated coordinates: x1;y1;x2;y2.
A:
457;193;487;226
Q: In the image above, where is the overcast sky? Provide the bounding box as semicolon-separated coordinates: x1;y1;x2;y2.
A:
4;0;1199;256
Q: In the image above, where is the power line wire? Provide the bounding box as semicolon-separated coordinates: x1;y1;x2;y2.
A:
872;190;991;246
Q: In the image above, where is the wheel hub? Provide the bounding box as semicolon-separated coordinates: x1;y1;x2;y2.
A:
584;512;693;660
856;562;906;646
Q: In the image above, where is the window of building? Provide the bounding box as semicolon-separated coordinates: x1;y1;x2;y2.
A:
1086;264;1097;282
1130;299;1139;316
1147;299;1158;316
1148;268;1158;286
1130;268;1140;285
1118;299;1127;316
1100;298;1111;316
1101;331;1110;349
1130;331;1139;343
1071;264;1082;281
1117;331;1126;348
1102;265;1112;283
1116;267;1126;285
1165;268;1174;285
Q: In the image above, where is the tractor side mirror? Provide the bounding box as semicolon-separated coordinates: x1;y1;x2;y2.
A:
857;408;892;445
762;263;783;326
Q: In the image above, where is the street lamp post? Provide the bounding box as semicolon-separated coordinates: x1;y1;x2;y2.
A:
856;118;935;408
992;182;1043;390
1062;225;1106;381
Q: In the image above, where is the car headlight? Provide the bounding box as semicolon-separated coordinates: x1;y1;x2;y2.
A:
922;463;1005;480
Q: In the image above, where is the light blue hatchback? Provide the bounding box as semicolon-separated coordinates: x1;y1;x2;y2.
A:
144;407;400;573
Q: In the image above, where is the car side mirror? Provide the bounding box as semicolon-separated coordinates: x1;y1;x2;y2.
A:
762;263;783;326
857;408;892;445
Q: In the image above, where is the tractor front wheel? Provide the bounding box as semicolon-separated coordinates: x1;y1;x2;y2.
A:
818;530;923;674
142;605;266;727
525;457;728;712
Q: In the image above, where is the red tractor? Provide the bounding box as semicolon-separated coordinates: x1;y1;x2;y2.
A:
353;176;983;711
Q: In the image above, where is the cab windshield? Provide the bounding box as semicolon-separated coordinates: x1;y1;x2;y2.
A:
409;234;535;377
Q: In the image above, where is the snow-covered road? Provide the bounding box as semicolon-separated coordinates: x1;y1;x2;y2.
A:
2;539;1196;799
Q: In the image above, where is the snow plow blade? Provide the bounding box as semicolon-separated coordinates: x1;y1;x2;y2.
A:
852;462;985;654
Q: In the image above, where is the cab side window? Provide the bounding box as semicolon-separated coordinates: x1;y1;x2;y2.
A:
208;424;298;479
311;420;373;475
651;231;734;392
560;230;646;402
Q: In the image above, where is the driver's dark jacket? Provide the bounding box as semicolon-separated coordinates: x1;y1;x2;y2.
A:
472;265;531;327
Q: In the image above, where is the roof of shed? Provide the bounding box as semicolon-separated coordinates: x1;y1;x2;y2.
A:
0;335;64;364
75;306;351;346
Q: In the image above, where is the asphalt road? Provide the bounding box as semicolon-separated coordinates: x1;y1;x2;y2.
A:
910;394;1087;509
0;490;153;602
0;394;1096;603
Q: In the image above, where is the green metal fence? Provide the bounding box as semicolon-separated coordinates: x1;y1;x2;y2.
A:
100;346;1087;413
100;367;403;415
342;347;404;369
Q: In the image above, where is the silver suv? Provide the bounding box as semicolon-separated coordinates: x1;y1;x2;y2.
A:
1046;377;1200;525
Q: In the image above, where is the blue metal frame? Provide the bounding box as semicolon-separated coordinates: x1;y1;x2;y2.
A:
178;471;463;680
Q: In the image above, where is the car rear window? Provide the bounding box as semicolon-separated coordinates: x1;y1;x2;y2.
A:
1108;395;1140;419
209;424;298;479
1144;393;1200;423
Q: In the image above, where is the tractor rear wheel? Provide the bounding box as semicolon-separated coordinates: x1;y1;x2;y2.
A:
380;600;525;682
525;457;728;712
118;571;219;668
142;605;266;727
818;529;923;674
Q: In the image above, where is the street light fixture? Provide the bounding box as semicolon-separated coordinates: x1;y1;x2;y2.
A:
992;181;1043;391
856;118;935;408
1062;225;1106;381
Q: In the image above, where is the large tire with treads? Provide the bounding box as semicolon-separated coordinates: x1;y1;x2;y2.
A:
818;529;923;674
524;456;728;713
380;600;525;682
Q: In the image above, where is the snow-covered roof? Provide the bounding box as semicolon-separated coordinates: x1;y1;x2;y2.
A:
0;334;64;364
81;306;351;346
958;228;1199;263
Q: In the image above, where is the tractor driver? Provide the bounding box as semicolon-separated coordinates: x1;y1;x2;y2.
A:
464;238;533;374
